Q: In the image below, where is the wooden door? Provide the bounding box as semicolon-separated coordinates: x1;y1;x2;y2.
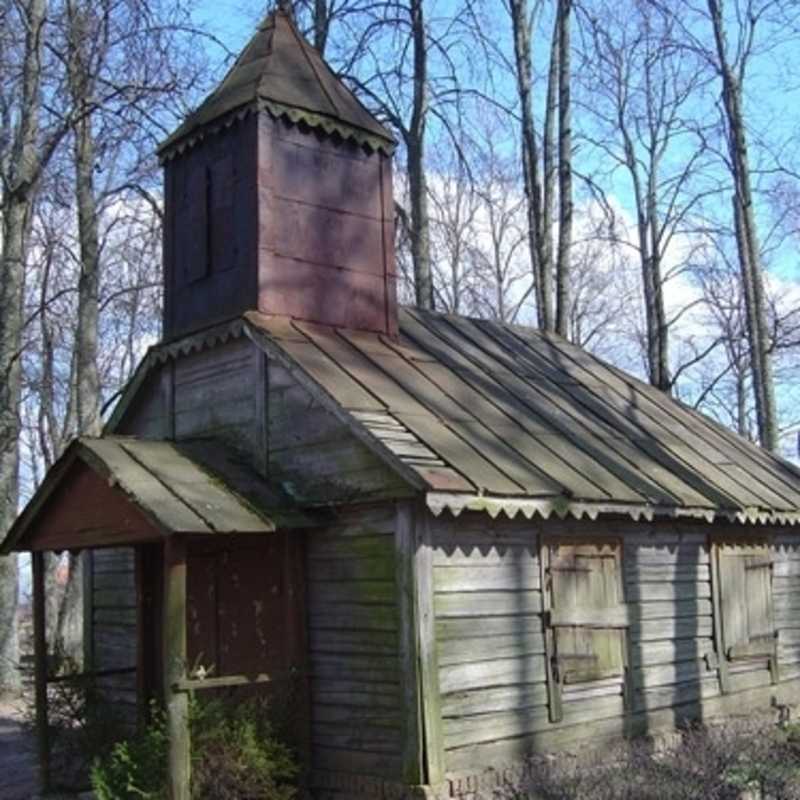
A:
185;534;308;743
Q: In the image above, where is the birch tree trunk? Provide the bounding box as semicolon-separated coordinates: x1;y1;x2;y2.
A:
707;0;777;451
554;0;572;338
0;0;50;692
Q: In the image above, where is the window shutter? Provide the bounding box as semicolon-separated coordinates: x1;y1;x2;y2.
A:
718;545;775;660
549;543;626;684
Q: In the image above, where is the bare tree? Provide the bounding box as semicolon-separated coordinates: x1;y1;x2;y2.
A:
579;0;712;392
0;0;68;691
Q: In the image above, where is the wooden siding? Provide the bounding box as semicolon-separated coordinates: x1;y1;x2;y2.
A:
428;513;798;775
90;547;138;714
173;337;259;459
306;505;404;786
267;363;408;505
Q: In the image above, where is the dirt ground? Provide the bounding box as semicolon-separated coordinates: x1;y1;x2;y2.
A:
0;697;40;800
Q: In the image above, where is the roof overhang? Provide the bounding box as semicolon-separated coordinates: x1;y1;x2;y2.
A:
426;492;800;527
2;436;317;554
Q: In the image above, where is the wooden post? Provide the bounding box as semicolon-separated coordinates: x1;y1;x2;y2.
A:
32;551;50;793
163;537;190;800
396;501;445;789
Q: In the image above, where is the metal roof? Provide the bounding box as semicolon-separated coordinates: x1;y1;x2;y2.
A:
159;9;394;159
245;308;800;526
2;436;315;553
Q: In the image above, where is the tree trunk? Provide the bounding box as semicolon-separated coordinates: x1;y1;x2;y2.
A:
509;0;552;330
408;0;433;309
707;0;777;451
68;0;103;438
313;0;330;55
555;0;572;338
0;0;50;692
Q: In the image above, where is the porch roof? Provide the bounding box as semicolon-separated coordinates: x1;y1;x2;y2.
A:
2;436;312;553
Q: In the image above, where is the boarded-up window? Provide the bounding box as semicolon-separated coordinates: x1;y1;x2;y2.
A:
181;164;209;283
717;543;776;661
208;155;236;273
546;541;627;686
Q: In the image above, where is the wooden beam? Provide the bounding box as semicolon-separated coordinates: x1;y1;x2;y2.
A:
395;501;423;786
82;549;94;673
710;540;731;694
32;551;50;793
163;537;190;800
414;504;445;785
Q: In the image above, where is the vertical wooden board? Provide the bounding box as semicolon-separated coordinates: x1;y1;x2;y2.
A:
163;537;190;800
415;506;445;785
32;551;50;792
186;550;218;673
395;502;422;785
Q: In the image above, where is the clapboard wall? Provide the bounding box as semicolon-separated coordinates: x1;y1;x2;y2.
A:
428;512;800;777
87;547;138;719
305;504;405;790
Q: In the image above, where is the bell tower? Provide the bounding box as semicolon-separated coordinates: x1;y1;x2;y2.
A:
158;9;397;339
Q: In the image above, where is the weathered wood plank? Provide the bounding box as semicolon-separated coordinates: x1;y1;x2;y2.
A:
308;580;396;605
308;628;399;655
633;599;713;620
440;655;548;694
312;681;401;709
308;557;395;583
434;563;541;592
434;590;542;618
625;581;711;602
309;604;398;632
442;695;625;751
633;659;716;690
630;617;714;641
436;616;544;641
441;682;549;718
629;637;716;668
438;631;546;667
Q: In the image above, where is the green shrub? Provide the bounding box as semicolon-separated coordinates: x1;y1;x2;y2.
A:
190;695;298;800
90;703;169;800
90;694;298;800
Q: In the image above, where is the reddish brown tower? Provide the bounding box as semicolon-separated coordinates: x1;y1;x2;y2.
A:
158;10;397;339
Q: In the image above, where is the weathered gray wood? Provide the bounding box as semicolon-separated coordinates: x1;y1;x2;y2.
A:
434;590;542;618
308;605;398;632
626;581;711;602
634;599;713;620
442;694;625;750
413;506;446;785
434;562;541;592
306;505;403;780
630;617;714;641
83;549;94;672
634;675;720;712
441;682;549;717
440;655;548;694
630;637;716;668
163;537;190;800
438;631;546;667
548;605;629;628
436;615;544;641
633;658;716;690
308;580;396;605
395;500;422;785
32;552;50;793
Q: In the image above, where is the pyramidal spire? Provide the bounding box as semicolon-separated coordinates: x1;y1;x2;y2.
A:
159;8;393;159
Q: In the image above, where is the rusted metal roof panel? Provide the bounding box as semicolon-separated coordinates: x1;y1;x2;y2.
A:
159;10;393;158
244;309;800;525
